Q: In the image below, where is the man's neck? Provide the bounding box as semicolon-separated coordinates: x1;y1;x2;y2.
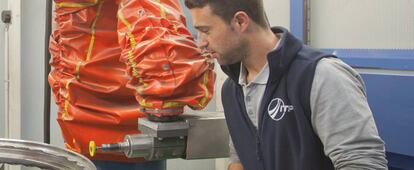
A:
243;27;279;83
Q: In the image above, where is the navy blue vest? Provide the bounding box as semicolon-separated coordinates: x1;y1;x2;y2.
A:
221;27;335;170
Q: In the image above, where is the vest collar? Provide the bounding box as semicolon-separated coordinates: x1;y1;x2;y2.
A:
221;27;303;84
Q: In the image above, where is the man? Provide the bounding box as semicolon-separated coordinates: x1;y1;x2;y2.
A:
184;0;388;170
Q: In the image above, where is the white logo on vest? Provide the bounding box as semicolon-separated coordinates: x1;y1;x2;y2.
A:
267;98;294;121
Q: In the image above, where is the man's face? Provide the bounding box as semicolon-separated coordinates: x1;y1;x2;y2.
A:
190;5;248;65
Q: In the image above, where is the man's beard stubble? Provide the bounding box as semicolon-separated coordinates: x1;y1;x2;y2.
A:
219;39;249;65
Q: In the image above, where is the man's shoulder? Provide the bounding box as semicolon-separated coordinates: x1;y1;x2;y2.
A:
314;57;358;80
222;77;236;89
221;78;238;98
221;78;239;109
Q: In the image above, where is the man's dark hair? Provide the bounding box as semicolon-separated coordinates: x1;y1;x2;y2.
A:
184;0;268;28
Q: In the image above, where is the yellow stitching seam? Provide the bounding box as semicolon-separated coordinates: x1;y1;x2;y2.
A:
86;0;104;61
75;61;82;80
138;98;153;107
198;70;210;107
63;77;76;119
56;0;99;8
156;0;167;19
118;10;139;77
163;101;183;108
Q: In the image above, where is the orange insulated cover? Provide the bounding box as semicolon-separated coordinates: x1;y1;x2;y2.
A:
49;0;214;162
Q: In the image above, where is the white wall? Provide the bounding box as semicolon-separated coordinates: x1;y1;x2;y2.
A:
21;0;46;143
310;0;414;49
20;0;64;148
19;0;62;146
1;0;24;142
19;0;61;169
264;0;290;29
0;0;7;139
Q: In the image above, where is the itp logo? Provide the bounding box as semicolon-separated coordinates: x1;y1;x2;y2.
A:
267;98;294;121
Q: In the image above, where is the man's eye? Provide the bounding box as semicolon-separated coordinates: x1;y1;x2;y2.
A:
200;29;209;34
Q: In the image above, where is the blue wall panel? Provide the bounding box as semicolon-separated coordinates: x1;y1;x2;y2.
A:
362;73;414;156
290;0;304;41
387;152;414;170
361;73;414;169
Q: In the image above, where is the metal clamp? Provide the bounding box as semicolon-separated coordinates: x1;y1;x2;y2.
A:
1;10;11;24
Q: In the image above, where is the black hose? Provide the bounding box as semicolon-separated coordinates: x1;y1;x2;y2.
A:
44;0;52;144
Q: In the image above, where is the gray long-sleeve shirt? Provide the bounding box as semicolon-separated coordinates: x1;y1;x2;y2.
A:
229;57;388;169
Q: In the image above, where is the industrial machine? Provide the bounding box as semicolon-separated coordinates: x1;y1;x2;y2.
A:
89;111;229;161
47;0;216;162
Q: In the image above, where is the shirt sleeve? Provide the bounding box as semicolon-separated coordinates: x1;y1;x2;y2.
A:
228;135;241;164
310;58;388;170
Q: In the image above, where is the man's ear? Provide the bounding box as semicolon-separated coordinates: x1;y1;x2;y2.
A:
232;11;249;32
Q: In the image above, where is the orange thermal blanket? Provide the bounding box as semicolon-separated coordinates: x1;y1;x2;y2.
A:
49;0;214;162
117;0;214;117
